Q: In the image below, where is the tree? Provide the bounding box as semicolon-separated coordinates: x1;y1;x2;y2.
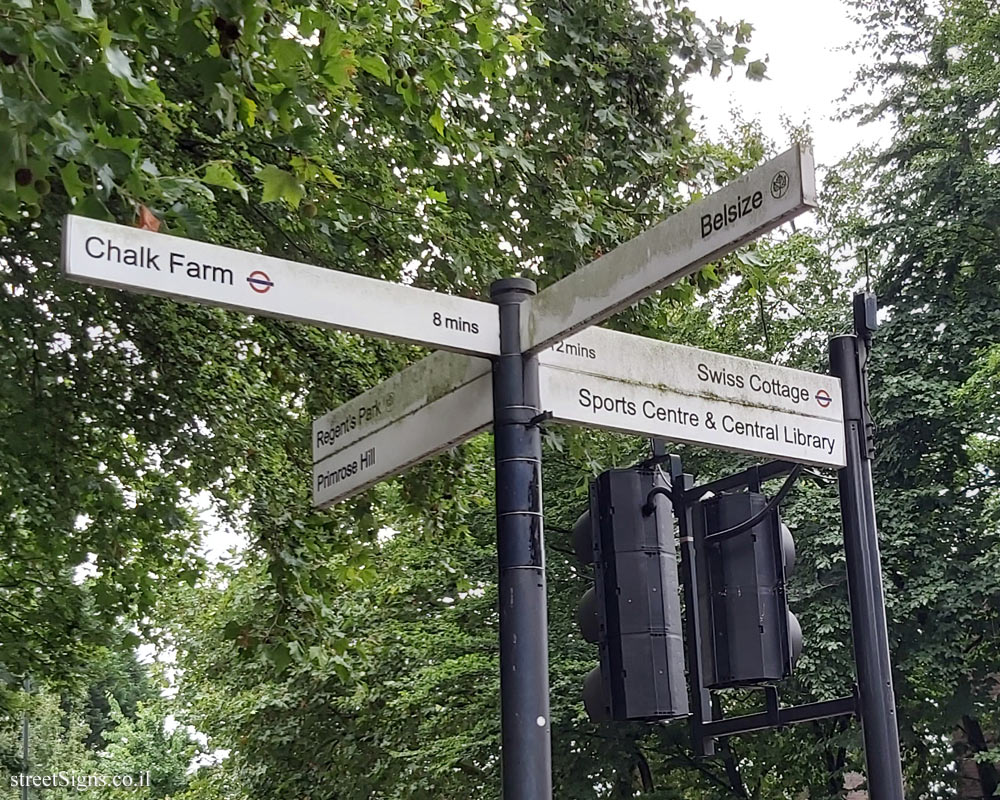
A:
825;0;1000;793
0;655;205;800
0;0;761;711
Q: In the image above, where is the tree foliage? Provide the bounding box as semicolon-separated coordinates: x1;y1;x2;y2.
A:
7;0;1000;796
826;0;1000;793
0;0;761;758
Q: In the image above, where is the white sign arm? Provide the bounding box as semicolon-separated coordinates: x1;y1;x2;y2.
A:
61;216;501;357
524;145;816;353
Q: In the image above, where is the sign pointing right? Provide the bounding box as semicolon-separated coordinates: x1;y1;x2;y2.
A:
537;327;845;468
524;145;816;353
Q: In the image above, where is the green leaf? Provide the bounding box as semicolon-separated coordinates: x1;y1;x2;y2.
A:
358;54;390;85
323;52;357;87
97;19;111;49
257;165;305;208
746;59;767;80
239;96;257;128
203;162;248;201
105;45;144;88
430;107;445;137
266;643;292;673
272;38;304;70
706;37;727;59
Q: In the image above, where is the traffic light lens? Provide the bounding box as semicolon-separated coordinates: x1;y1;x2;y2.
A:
788;611;803;664
582;666;611;722
572;510;594;565
780;522;796;577
577;586;600;643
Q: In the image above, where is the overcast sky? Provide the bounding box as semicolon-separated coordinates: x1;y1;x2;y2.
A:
686;0;881;170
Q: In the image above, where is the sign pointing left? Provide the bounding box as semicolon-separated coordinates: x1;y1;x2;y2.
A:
61;216;501;356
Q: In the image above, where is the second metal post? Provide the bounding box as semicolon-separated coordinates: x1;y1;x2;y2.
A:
830;331;904;799
490;278;552;799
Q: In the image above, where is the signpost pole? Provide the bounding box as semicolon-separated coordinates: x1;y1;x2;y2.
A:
830;300;904;799
21;677;29;800
490;278;552;800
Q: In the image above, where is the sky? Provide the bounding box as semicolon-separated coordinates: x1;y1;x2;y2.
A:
686;0;882;171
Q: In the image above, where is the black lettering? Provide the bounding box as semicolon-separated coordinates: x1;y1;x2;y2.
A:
85;236;104;258
169;251;183;274
211;264;234;284
316;459;360;491
701;192;768;238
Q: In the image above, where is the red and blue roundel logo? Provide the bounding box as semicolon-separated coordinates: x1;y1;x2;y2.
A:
247;270;273;293
816;389;833;408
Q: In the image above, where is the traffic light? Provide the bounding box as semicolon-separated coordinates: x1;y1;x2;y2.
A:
573;467;689;722
693;492;801;689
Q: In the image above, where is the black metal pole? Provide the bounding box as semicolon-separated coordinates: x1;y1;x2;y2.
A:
21;676;29;800
667;453;715;758
830;327;904;799
490;278;552;800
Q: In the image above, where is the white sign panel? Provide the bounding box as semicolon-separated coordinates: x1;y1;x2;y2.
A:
524;145;816;353
312;351;490;464
538;327;845;467
62;216;500;356
312;373;493;507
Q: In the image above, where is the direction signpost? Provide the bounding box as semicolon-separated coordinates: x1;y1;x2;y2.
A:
523;144;815;353
312;371;493;507
537;327;845;468
62;216;501;356
59;144;905;800
312;352;490;465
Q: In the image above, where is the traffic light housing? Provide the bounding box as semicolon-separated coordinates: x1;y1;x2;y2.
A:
693;492;801;689
573;468;688;722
